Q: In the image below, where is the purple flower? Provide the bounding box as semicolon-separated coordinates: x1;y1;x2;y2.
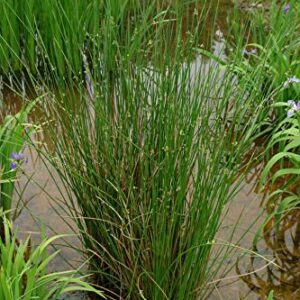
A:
10;151;27;170
287;100;300;117
11;152;25;161
283;76;300;88
10;162;17;170
284;4;290;14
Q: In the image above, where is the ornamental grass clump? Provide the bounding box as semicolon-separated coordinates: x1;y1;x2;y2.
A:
44;72;259;299
38;21;267;300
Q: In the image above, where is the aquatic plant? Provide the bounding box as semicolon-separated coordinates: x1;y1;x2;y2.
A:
45;72;263;299
230;0;300;126
0;0;101;76
0;101;35;220
0;0;209;80
237;100;300;299
227;0;300;239
260;100;300;227
31;13;268;300
0;214;105;300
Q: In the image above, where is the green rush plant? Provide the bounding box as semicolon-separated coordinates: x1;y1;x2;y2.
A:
0;0;102;76
0;213;105;300
43;70;263;300
35;13;269;300
0;0;207;80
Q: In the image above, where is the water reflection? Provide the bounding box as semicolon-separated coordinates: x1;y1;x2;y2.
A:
237;209;300;299
234;153;300;299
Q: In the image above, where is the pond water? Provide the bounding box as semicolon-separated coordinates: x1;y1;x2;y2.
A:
1;1;299;299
